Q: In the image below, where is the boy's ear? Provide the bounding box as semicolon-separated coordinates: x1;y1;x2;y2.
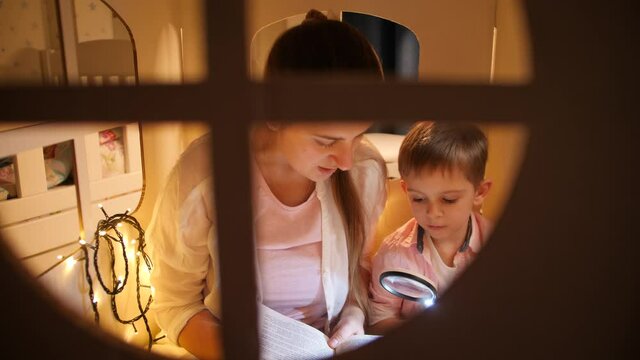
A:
266;121;281;131
400;179;408;194
473;179;492;207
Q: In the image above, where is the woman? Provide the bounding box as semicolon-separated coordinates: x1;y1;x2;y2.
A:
148;10;387;360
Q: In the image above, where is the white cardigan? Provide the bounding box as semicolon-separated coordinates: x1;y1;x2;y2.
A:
147;134;387;344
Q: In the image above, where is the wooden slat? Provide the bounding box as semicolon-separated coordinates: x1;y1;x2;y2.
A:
73;132;95;242
1;209;80;259
0;121;138;158
57;0;80;85
20;242;80;277
92;76;104;86
123;123;142;173
0;185;77;226
28;246;94;321
0;122;46;132
107;76;120;85
89;172;143;202
84;132;102;182
14;148;48;197
86;191;143;237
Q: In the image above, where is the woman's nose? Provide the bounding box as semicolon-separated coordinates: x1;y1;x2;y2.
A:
332;142;354;170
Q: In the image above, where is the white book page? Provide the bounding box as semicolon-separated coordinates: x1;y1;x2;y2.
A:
335;334;381;355
259;304;333;360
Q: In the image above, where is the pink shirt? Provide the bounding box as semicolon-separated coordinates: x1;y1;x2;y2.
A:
253;167;327;330
368;212;491;325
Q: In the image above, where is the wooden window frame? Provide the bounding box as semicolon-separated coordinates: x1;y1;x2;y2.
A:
0;1;633;359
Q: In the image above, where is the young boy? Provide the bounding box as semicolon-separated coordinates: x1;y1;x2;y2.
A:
368;121;493;333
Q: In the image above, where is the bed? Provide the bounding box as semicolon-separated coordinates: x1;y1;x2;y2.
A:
0;121;143;270
0;121;207;357
0;121;149;340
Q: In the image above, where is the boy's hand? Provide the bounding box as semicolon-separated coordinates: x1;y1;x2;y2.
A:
327;304;365;349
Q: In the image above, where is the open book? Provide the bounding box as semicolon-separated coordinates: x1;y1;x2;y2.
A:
259;304;381;359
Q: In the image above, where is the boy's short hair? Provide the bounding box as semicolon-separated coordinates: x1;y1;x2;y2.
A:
398;121;488;185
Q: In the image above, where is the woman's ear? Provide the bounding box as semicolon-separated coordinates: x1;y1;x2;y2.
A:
473;179;492;207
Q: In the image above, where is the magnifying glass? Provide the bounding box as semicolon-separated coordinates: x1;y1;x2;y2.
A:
379;270;438;308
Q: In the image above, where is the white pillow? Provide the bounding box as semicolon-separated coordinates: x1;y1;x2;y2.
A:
364;133;405;179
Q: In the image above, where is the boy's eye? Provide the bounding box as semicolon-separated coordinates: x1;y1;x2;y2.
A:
443;198;458;204
315;139;335;148
411;197;424;203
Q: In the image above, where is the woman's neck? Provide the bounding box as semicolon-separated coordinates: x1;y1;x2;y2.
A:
253;133;315;207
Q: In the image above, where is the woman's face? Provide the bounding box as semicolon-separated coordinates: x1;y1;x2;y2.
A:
277;122;371;182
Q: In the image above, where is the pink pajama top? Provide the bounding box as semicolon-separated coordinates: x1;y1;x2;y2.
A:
148;134;387;344
253;165;327;330
368;212;492;325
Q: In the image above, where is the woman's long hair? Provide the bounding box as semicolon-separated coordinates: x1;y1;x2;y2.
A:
265;9;384;313
330;170;367;311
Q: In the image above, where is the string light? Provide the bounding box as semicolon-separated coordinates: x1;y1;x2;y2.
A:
90;206;154;350
35;247;83;279
32;205;155;350
81;244;99;323
65;256;77;268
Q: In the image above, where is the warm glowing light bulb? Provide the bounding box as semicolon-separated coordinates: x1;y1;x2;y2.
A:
117;222;123;228
421;298;435;308
126;208;132;213
93;296;99;304
130;239;137;244
56;255;63;260
98;230;107;236
79;239;87;245
151;286;156;297
97;203;103;209
64;257;77;272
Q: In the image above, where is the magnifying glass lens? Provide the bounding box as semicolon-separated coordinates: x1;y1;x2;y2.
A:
379;271;437;303
381;275;432;298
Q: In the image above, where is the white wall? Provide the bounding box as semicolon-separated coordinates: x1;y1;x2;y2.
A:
0;0;54;84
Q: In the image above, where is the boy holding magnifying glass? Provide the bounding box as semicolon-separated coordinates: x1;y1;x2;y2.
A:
368;121;493;334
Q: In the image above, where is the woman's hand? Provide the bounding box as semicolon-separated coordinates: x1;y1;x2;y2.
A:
178;310;223;360
327;304;365;349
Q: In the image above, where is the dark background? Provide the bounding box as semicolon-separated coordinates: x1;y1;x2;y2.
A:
0;1;637;359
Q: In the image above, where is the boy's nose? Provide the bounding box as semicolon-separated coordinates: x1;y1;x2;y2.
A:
425;203;442;217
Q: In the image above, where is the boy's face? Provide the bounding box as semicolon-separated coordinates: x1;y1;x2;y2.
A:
402;166;491;244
